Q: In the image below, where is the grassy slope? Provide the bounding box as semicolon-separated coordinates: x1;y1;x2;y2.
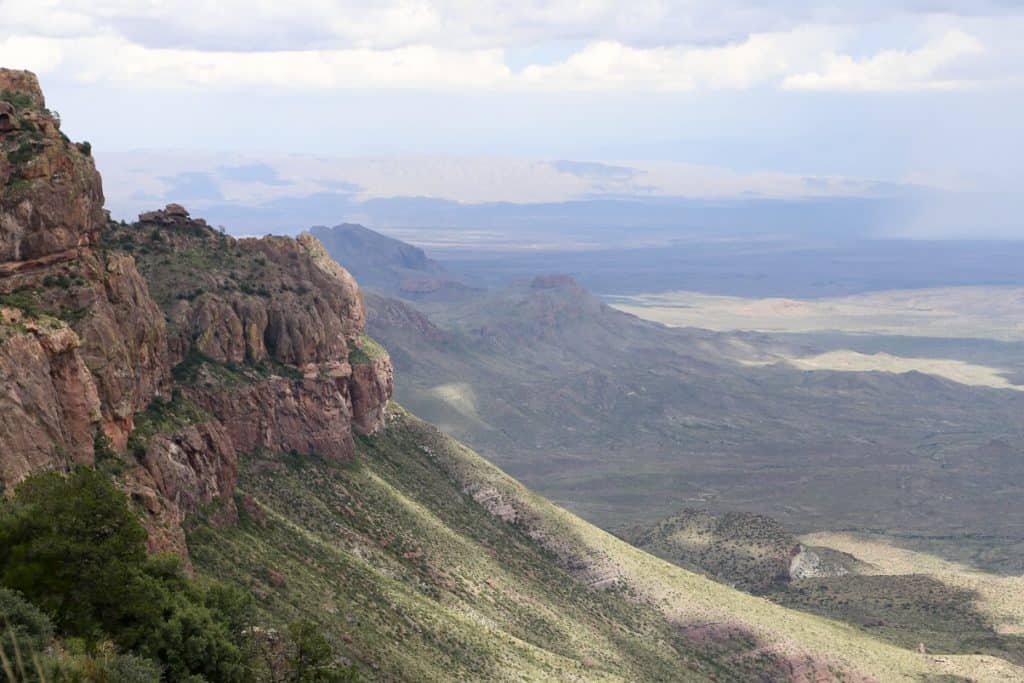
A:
188;407;1016;681
787;533;1024;667
621;509;1024;676
619;510;798;594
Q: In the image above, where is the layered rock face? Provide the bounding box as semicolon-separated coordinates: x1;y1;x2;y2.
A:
106;205;390;461
0;308;101;484
1;68;167;473
0;71;103;264
0;69;392;557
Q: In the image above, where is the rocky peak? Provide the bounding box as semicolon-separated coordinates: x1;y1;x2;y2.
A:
529;273;582;291
520;272;604;319
138;203;195;225
1;70;392;561
1;68;104;264
0;69;44;107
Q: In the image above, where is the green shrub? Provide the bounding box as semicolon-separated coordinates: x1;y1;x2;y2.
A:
0;291;42;318
126;393;210;457
347;334;387;366
0;587;54;679
42;274;72;289
0;90;34;110
287;620;360;682
247;620;361;683
0;468;251;682
7;142;41;166
45;642;162;683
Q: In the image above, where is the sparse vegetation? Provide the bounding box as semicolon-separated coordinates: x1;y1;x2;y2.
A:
622;509;796;594
181;411;1006;681
127;391;211;457
0;89;34;110
7;141;41;166
0;291;42;318
347;334;387;366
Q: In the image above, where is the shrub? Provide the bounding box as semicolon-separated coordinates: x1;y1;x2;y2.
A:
0;291;42;318
0;587;54;677
0;90;34;110
0;468;251;682
248;620;360;683
7;142;41;166
42;274;72;289
46;642;162;683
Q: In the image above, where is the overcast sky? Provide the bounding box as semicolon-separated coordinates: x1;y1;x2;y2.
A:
2;1;1022;228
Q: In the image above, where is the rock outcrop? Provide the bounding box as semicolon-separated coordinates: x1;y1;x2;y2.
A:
350;351;394;434
1;67;168;462
0;69;392;560
194;375;360;461
0;308;101;486
0;70;103;264
108;205;391;460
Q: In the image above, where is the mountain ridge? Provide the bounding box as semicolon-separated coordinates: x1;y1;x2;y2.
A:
310;222;479;301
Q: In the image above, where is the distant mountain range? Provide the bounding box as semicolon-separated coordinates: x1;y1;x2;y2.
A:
310;222;480;300
335;226;1024;574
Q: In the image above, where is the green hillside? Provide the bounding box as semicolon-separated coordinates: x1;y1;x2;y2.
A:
189;407;1017;681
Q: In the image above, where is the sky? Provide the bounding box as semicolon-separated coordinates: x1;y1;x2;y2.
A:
1;1;1022;236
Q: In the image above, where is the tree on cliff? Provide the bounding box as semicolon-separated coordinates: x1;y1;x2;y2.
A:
0;468;250;682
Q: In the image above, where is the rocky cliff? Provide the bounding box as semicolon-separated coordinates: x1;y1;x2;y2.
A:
0;69;391;559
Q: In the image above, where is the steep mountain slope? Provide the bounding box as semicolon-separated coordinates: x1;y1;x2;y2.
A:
310;223;478;300
366;273;1024;563
2;68;1021;681
191;409;1022;681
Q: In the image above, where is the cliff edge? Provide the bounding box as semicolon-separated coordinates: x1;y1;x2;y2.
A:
0;69;392;559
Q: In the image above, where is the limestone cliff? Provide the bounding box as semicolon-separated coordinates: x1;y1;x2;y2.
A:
0;69;392;558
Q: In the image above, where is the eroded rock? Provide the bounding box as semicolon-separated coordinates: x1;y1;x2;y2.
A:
0;313;101;486
0;70;392;567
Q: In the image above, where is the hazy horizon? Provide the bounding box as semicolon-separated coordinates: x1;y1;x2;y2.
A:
3;1;1021;240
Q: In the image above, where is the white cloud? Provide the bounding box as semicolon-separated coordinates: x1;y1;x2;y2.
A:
0;34;511;90
0;2;1018;93
783;30;986;91
0;36;66;75
1;1;1020;52
519;28;838;91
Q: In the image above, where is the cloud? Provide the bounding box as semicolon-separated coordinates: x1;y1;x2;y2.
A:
0;36;65;74
0;34;511;90
0;3;1018;93
2;1;1018;52
784;30;987;91
519;28;838;91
